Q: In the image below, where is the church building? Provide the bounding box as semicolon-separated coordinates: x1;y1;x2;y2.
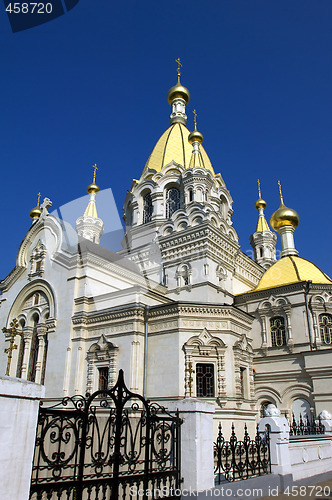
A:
1;64;331;432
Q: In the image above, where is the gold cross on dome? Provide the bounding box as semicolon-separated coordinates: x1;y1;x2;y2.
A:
37;192;41;206
193;109;197;129
175;58;182;77
278;180;284;203
92;164;98;183
257;179;261;199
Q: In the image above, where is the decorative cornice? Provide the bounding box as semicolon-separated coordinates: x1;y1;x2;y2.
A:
72;304;146;326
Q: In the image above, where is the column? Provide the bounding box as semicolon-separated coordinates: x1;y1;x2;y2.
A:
20;326;34;380
35;324;47;384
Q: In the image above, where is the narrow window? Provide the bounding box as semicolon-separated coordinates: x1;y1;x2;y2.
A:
34;294;39;305
270;316;286;347
240;367;246;398
36;261;41;272
319;314;332;345
196;363;214;397
28;315;39;382
166;187;180;218
189;189;193;202
143;193;153;223
98;367;109;391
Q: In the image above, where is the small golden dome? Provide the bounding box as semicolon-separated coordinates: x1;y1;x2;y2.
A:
167;78;190;105
87;183;100;194
29;205;42;220
255;198;267;210
188;129;203;145
270;202;299;231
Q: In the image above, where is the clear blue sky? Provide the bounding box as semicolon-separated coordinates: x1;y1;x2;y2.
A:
1;1;331;279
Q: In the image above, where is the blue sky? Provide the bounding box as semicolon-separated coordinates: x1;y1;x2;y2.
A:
1;1;331;279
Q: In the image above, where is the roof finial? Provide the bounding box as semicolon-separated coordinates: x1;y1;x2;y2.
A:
87;164;100;194
92;163;98;184
175;57;182;79
278;180;284;204
29;192;42;221
257;179;261;199
193;109;197;131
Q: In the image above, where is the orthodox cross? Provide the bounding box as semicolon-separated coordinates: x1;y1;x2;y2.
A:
92;163;98;183
2;318;22;376
193;109;197;130
257;179;261;199
185;361;195;397
37;192;41;206
175;58;182;77
278;180;284;203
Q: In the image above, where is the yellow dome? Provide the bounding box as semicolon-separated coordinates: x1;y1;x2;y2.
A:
270;202;299;231
253;256;332;292
188;129;204;145
167;78;190;105
255;198;267;210
142;122;215;177
87;183;100;194
29;206;42;220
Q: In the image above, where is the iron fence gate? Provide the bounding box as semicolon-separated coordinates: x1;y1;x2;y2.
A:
30;370;182;500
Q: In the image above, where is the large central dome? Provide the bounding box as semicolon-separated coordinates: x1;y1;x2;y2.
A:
141;122;215;178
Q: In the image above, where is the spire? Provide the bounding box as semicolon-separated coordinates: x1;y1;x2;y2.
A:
84;164;100;218
254;180;270;232
270;181;299;257
29;192;42;223
250;181;277;269
167;58;190;125
76;164;104;244
188;110;205;169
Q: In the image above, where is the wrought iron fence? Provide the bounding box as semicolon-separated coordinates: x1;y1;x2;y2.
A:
214;423;271;483
29;370;182;500
289;414;325;437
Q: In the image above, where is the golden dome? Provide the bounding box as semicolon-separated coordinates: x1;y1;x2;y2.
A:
252;256;332;292
29;205;42;220
270;202;299;231
87;183;100;194
188;129;203;145
167;78;190;105
141;122;215;178
255;198;267;210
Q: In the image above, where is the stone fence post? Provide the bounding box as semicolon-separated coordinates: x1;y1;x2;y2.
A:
0;376;44;500
167;398;215;493
319;410;332;435
258;404;291;476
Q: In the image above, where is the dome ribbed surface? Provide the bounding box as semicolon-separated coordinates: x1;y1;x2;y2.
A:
142;123;215;177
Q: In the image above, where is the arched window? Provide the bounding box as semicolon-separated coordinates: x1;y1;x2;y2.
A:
28;314;39;382
16;319;25;378
188;189;193;202
143;193;153;223
166;187;180;218
319;314;332;345
270;316;286;347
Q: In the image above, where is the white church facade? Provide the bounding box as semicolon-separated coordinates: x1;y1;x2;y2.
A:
1;66;332;434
